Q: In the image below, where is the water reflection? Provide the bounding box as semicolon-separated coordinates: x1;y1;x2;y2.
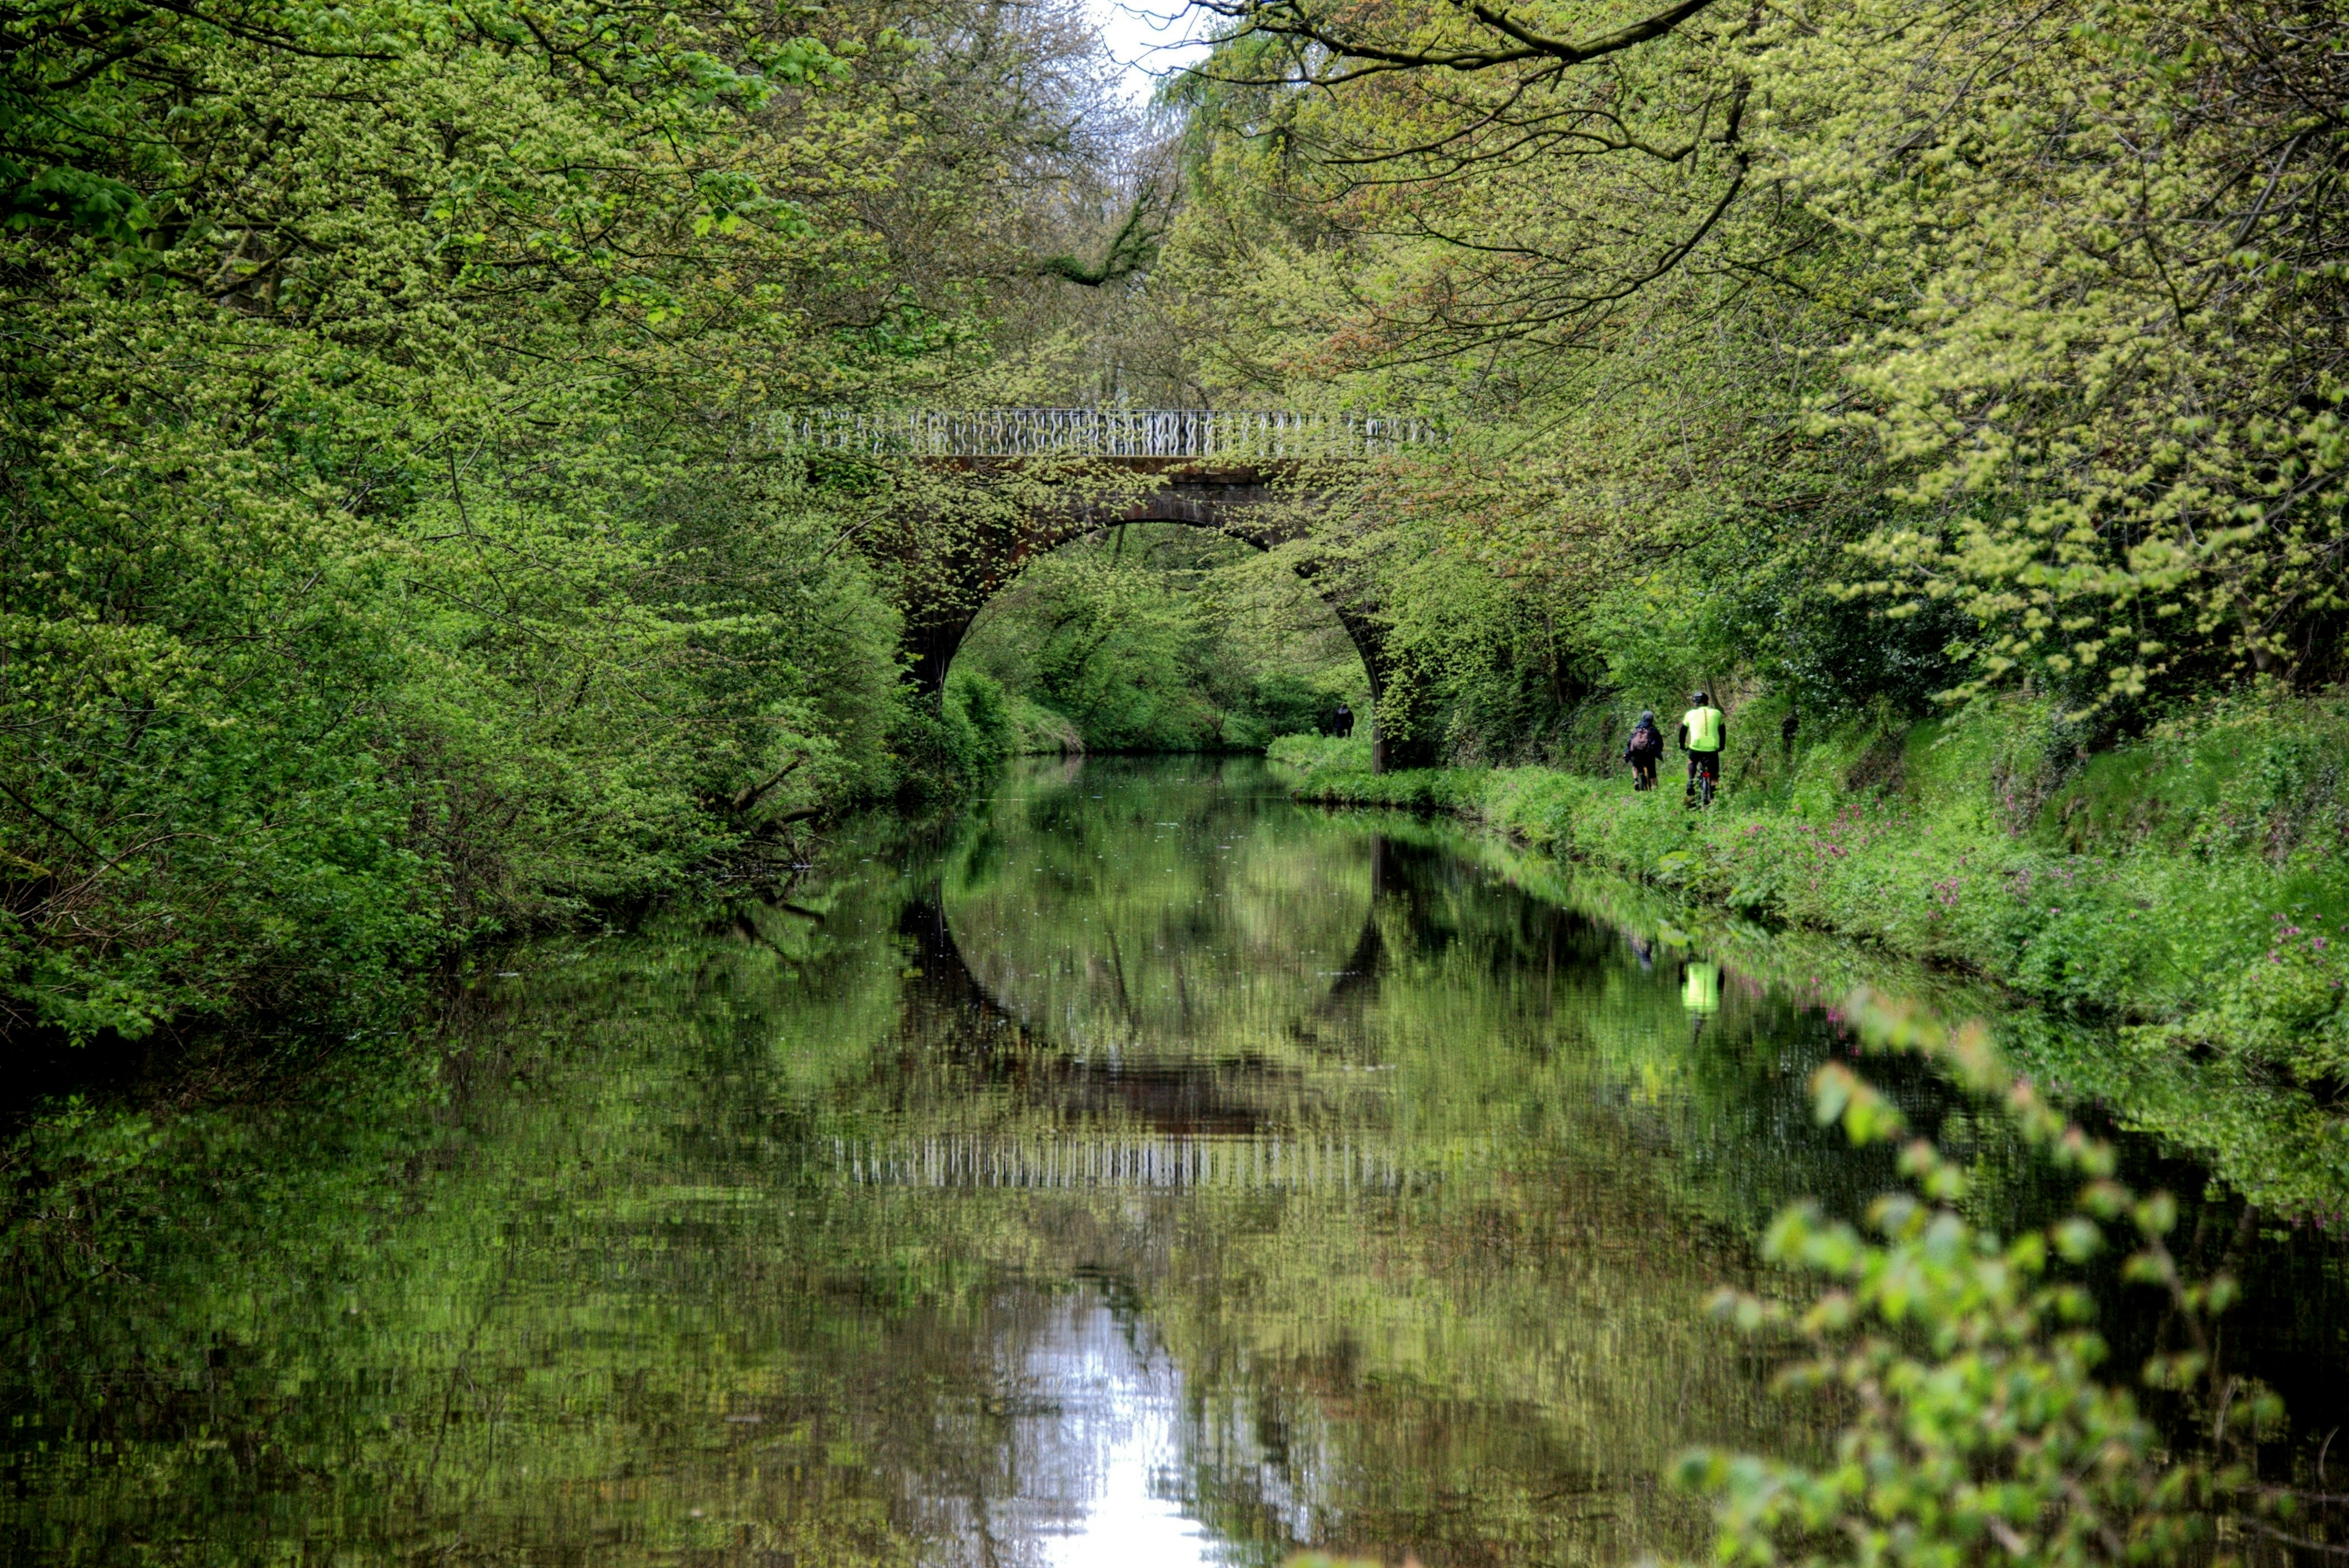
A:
945;764;1377;1062
1019;1304;1207;1567
5;757;2340;1566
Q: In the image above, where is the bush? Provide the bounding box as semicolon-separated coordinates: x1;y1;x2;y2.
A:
1682;991;2278;1568
1003;693;1086;756
891;672;1020;805
946;669;1014;776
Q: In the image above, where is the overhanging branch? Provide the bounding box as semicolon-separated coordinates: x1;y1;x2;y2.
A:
1187;0;1720;83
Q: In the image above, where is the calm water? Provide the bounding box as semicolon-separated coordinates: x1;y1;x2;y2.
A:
6;757;2348;1566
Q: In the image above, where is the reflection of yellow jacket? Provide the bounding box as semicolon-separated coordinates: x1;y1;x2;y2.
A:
1682;960;1721;1017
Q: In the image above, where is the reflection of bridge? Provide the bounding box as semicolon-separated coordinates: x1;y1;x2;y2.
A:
831;1134;1409;1194
779;407;1435;461
881;842;1411;1142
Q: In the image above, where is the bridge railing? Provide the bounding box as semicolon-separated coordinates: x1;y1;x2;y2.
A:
829;1132;1416;1193
774;407;1434;459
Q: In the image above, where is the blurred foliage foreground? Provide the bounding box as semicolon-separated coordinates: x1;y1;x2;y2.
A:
1;760;2346;1565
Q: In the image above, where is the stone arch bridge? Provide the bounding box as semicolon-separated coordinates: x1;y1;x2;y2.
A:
781;409;1437;770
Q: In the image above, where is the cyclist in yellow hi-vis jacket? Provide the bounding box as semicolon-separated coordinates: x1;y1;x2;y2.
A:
1682;960;1722;1017
1679;691;1726;805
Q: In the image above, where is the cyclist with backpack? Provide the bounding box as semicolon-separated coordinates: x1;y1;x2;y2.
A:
1623;709;1664;790
1680;691;1726;805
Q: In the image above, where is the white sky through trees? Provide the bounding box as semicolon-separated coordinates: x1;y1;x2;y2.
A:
1088;0;1206;103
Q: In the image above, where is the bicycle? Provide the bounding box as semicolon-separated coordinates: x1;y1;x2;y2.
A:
1687;752;1721;809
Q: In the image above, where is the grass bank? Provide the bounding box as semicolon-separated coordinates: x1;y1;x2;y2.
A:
1272;695;2349;1207
1372;806;2349;1216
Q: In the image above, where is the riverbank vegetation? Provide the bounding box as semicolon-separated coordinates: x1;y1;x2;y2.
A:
0;0;1166;1042
1149;0;2349;1172
1273;689;2348;1025
1271;678;2349;1206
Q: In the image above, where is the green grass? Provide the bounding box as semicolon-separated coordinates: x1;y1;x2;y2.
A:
1003;693;1086;756
1270;694;2349;1064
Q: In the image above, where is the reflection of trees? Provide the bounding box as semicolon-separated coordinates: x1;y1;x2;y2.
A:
0;764;1943;1567
946;765;1376;1042
920;765;1833;1563
0;834;969;1568
47;762;2347;1568
899;890;1303;1138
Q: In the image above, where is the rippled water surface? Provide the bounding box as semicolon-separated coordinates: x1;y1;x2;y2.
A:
9;758;2349;1566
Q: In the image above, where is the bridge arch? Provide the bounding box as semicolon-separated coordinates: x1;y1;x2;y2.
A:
912;468;1398;760
784;409;1436;771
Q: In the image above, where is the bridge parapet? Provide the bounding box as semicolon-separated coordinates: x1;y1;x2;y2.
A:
777;407;1434;460
830;1132;1418;1194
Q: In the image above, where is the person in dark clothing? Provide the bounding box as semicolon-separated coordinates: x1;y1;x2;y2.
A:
1332;702;1354;738
1679;690;1726;803
1624;709;1663;790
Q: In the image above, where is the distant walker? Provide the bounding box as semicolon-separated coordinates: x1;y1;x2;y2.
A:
1624;708;1663;791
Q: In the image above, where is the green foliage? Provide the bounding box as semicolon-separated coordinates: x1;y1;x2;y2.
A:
945;668;1013;775
956;522;1370;753
916;666;1018;792
1682;990;2277;1568
1164;0;2349;768
1277;696;2349;1017
1264;734;1373;774
1266;733;1473;809
2126;917;2349;1090
1791;2;2349;704
0;0;1119;1039
1001;689;1087;756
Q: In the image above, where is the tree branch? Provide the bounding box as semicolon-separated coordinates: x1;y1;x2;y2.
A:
1190;0;1720;80
730;753;807;814
1037;184;1169;286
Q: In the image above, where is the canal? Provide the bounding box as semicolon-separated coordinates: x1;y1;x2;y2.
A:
5;757;2346;1566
